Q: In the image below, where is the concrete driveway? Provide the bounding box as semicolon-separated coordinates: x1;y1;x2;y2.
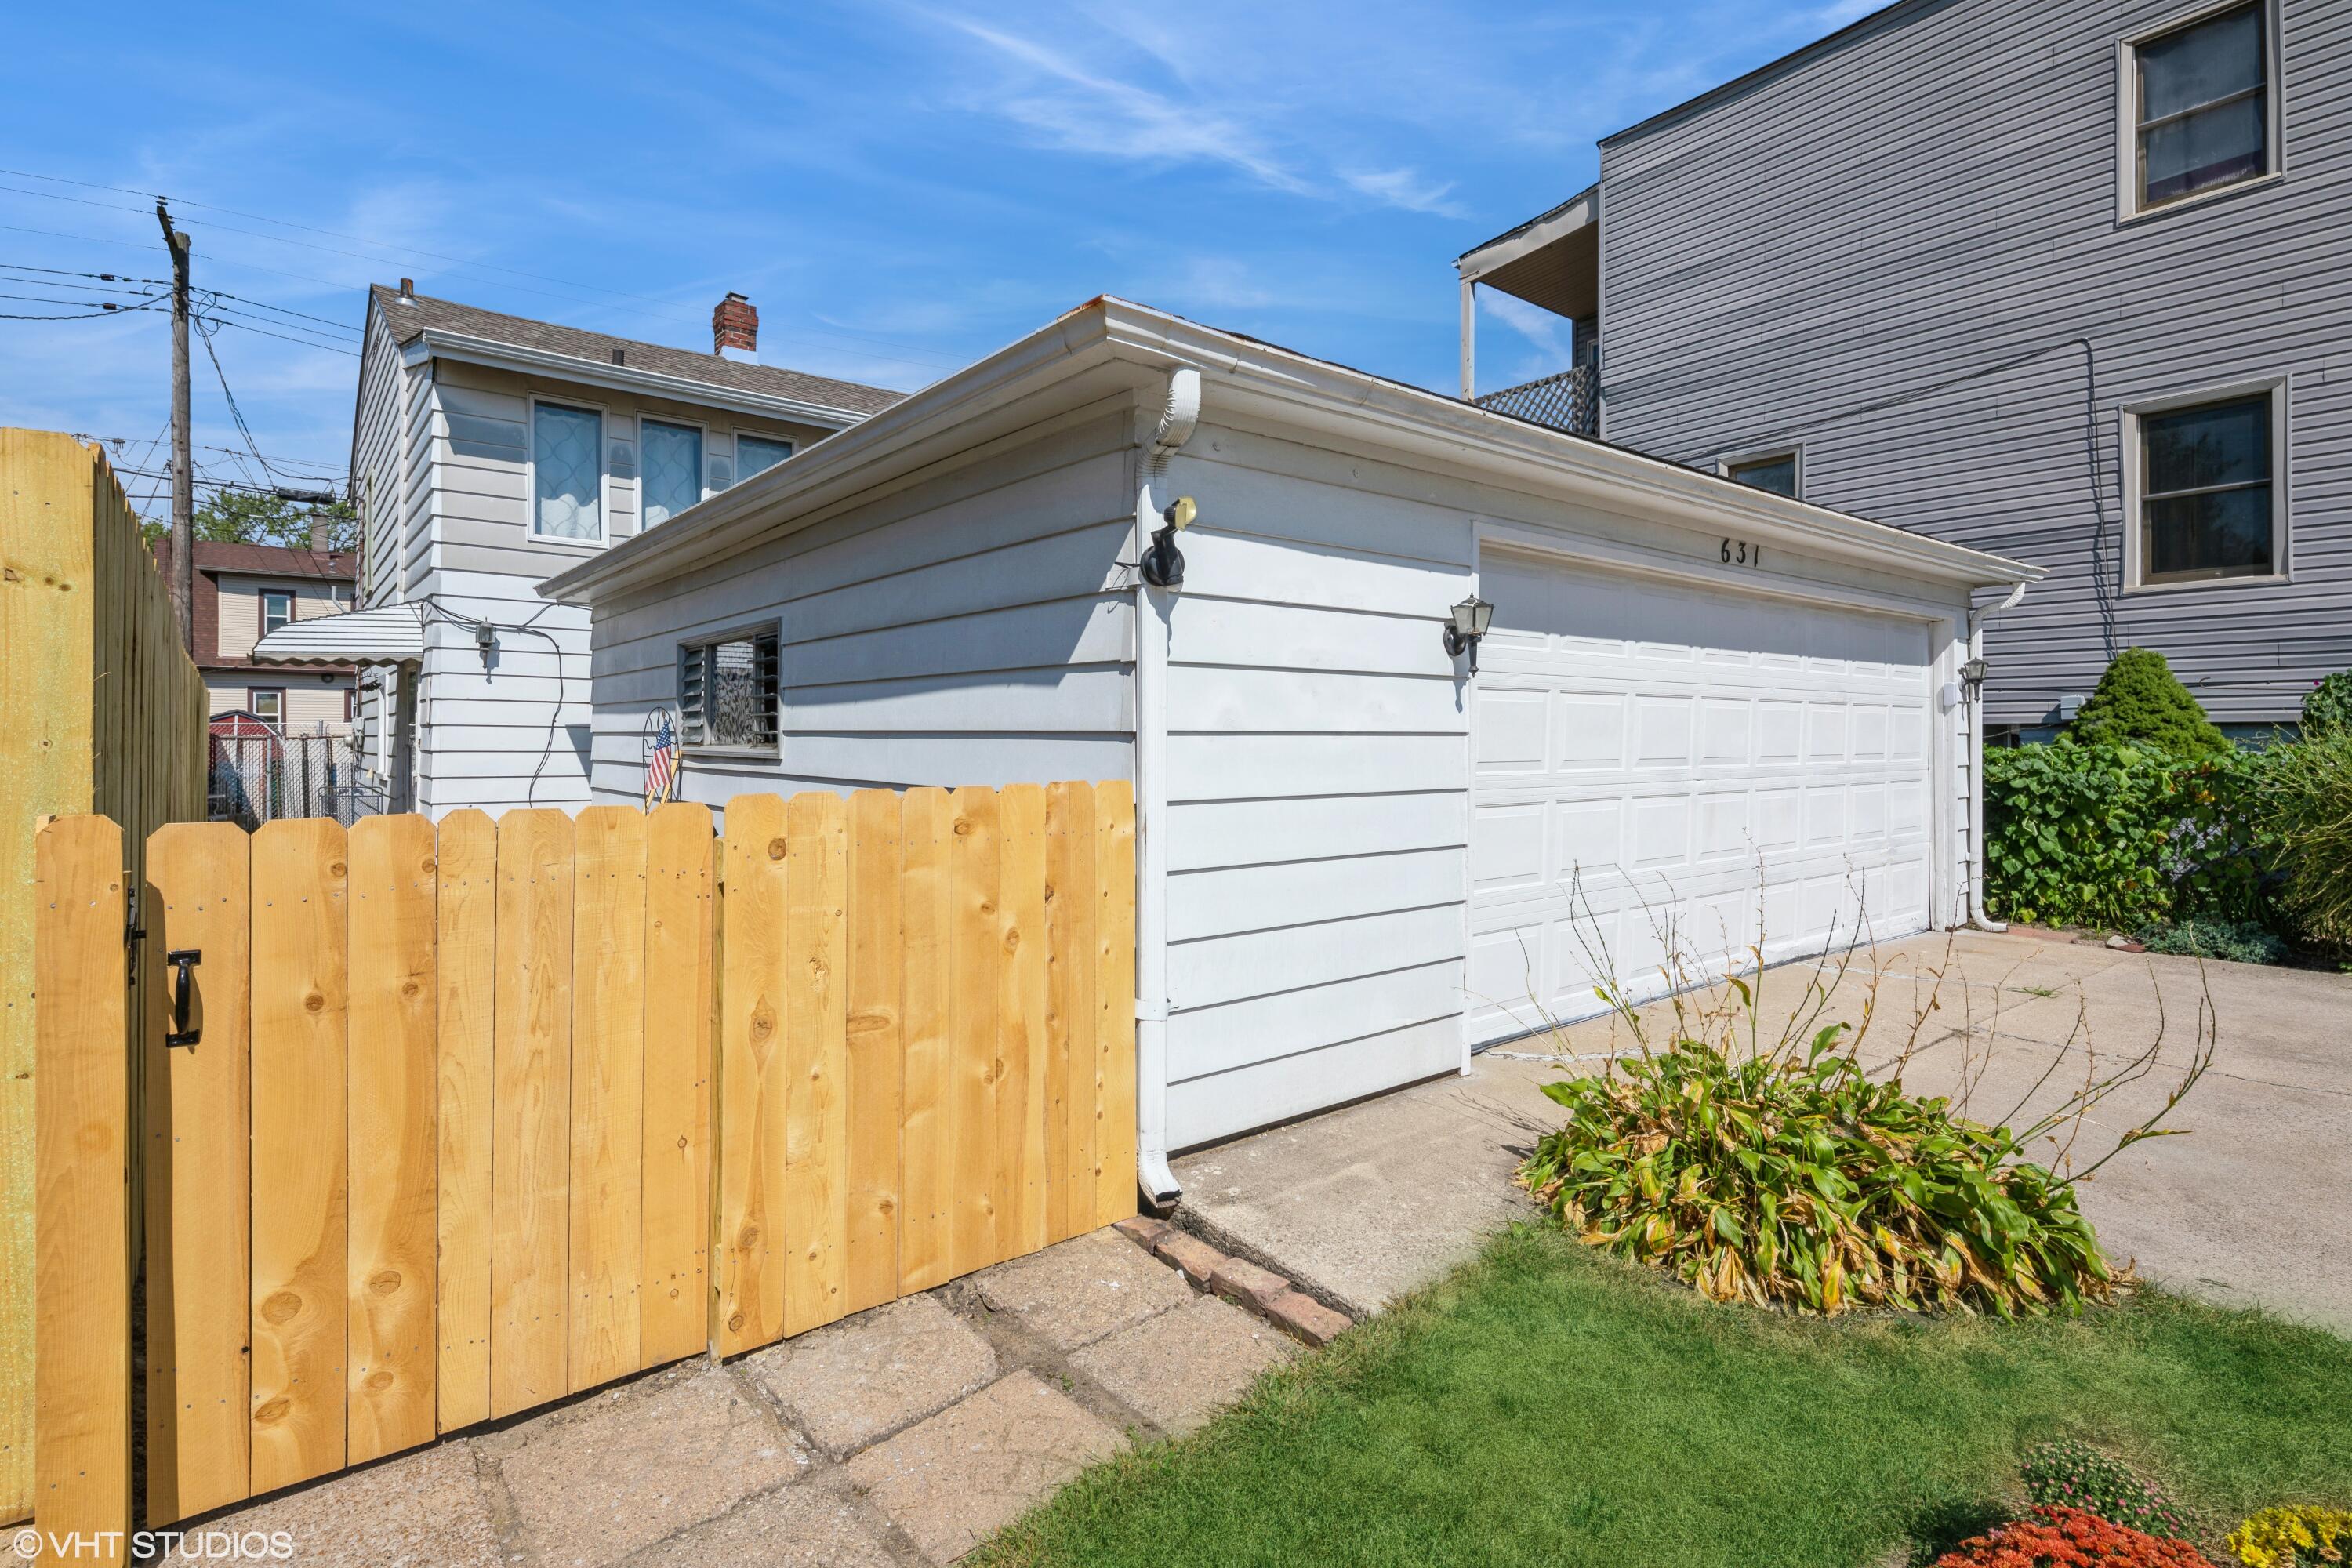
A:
1174;927;2352;1335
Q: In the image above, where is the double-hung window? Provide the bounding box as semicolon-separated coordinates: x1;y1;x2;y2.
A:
260;588;292;638
2130;1;2274;210
2131;387;2282;585
532;401;604;541
641;419;705;528
737;433;794;481
678;626;780;751
250;688;285;726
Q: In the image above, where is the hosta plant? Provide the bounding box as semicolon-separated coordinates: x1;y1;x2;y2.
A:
1520;1028;2118;1316
2229;1506;2352;1567
2020;1441;2192;1539
1932;1506;2212;1567
1517;879;2212;1319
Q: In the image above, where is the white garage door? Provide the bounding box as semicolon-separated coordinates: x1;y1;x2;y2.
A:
1468;550;1938;1047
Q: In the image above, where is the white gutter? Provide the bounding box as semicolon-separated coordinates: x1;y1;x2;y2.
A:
401;329;873;430
1132;366;1200;1213
1965;581;2030;932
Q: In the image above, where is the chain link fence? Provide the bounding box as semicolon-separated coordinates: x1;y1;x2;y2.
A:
208;724;388;829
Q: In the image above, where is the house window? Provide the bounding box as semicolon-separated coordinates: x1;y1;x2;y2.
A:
641;419;704;528
344;686;358;722
1724;451;1799;498
532;401;604;540
678;627;780;750
2132;1;2272;209
260;588;293;637
2132;387;2281;585
250;688;285;726
738;434;794;481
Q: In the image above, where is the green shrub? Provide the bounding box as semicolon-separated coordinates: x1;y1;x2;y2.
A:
2303;671;2352;735
2259;730;2352;952
2072;648;2229;755
2135;917;2288;966
1984;739;2271;928
1518;1029;2120;1319
2020;1440;2194;1538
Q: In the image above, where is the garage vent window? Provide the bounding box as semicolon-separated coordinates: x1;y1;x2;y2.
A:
678;627;780;750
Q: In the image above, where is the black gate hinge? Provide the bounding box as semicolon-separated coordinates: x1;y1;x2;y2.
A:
125;885;144;989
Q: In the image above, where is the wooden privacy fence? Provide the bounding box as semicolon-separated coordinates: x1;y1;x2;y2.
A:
4;429;209;1527
32;783;1135;1555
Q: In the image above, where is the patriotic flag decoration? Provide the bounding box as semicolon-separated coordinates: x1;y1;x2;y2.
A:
644;707;677;808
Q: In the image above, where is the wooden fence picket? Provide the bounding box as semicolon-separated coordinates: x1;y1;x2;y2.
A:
640;803;713;1367
948;787;1001;1275
433;810;497;1431
491;810;572;1417
843;789;904;1316
248;818;349;1494
344;815;437;1465
142;822;252;1523
34;782;1136;1537
997;784;1049;1260
782;791;848;1338
570;806;646;1392
717;793;789;1356
1044;782;1098;1245
896;788;955;1294
33;817;132;1563
1094;782;1139;1229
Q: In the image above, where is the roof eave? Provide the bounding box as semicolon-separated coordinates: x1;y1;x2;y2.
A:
543;297;2038;607
403;328;873;429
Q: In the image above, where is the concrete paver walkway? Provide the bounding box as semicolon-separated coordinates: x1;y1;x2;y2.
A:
1178;929;2352;1334
151;1229;1296;1566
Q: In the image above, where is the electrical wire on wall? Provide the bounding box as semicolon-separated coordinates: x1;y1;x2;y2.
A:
1710;332;2120;658
413;596;574;808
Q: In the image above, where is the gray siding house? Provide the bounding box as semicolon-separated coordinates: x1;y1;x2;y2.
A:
256;283;900;815
1457;0;2347;732
541;297;2033;1181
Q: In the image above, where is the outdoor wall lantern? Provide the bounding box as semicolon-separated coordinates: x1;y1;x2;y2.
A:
1142;495;1195;588
1444;593;1494;673
1960;656;1989;691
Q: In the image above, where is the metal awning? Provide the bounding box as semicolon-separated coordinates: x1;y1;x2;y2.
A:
252;601;427;666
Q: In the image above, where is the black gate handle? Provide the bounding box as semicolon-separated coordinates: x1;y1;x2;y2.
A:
165;949;203;1048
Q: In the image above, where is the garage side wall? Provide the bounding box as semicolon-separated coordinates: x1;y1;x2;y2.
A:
584;404;1138;805
1156;423;1479;1149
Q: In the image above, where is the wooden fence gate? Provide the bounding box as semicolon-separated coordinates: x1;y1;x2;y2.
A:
31;783;1136;1557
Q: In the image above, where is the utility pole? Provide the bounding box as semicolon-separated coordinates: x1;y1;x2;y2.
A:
156;198;194;653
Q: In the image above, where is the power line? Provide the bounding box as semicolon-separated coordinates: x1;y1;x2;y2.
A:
197;286;358;334
0;164;956;373
0;259;170;285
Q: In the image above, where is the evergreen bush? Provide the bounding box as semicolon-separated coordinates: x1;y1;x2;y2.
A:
2303;671;2352;736
2071;648;2229;756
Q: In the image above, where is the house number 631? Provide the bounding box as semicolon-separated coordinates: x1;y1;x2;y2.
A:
1720;538;1760;568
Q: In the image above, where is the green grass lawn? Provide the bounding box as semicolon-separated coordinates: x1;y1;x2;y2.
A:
978;1225;2352;1568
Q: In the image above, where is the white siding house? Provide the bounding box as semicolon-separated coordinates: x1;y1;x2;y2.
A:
541;298;2037;1190
260;284;901;815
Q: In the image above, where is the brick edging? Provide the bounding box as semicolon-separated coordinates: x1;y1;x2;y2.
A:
1111;1217;1354;1348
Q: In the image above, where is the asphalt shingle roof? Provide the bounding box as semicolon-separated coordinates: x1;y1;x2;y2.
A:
369;285;906;417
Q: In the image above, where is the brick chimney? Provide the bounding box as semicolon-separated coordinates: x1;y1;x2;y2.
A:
310;519;329;554
713;292;758;363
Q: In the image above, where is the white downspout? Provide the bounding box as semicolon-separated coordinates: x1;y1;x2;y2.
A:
1965;581;2029;932
1134;366;1200;1212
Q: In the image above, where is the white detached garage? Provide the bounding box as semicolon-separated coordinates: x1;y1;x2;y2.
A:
539;298;2037;1207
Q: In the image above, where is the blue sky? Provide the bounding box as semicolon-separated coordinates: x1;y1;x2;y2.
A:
0;0;1875;519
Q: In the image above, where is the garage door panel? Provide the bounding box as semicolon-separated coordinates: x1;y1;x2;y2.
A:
1470;553;1936;1045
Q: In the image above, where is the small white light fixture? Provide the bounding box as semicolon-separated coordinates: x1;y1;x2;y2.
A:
1444;593;1494;673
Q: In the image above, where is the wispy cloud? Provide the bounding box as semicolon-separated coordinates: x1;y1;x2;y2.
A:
1342;167;1468;219
931;13;1312;194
